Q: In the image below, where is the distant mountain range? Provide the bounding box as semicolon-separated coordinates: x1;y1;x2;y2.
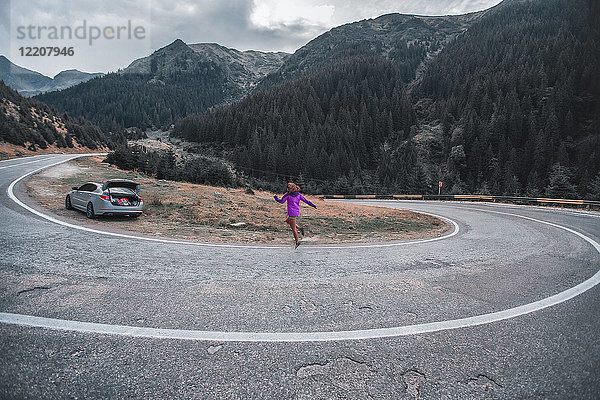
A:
0;56;104;96
34;40;289;131
32;10;487;132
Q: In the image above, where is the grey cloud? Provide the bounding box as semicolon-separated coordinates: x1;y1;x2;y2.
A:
149;0;318;52
9;0;151;27
150;0;248;45
0;0;10;50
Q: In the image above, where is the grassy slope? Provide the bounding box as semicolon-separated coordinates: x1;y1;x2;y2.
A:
25;156;449;244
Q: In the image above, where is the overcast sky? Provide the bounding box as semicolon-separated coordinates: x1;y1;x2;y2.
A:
1;0;502;77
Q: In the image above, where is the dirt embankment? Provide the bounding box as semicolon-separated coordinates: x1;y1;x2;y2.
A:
0;142;107;160
25;156;450;245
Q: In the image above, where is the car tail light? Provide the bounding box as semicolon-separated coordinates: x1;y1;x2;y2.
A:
99;194;111;201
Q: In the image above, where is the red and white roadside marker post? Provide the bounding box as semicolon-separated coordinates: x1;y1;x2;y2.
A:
438;181;443;195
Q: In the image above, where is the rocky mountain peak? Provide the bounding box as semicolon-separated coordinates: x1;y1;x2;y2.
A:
259;10;485;90
122;39;288;94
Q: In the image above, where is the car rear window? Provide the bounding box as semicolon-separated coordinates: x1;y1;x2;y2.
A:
79;184;97;192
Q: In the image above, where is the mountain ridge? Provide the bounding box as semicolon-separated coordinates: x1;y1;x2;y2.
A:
23;0;600;198
258;10;486;91
0;56;104;96
33;7;486;132
122;39;289;95
34;39;290;131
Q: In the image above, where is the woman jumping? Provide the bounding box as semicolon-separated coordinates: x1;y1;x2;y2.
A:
274;182;317;248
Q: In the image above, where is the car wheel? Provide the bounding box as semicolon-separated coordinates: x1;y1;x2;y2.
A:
65;195;73;210
86;202;95;219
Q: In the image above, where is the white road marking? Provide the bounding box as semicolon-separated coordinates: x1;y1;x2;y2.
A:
442;200;600;219
354;199;600;219
0;155;57;170
2;155;599;342
1;215;599;342
0;154;49;163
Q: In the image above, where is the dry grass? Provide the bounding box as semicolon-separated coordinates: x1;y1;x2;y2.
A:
25;156;450;244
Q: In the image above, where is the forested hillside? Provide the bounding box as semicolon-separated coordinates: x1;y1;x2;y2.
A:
413;0;600;198
175;56;417;193
0;81;123;151
173;0;600;198
36;69;227;133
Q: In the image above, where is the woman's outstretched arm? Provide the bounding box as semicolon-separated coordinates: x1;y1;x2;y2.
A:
274;193;288;204
299;194;317;208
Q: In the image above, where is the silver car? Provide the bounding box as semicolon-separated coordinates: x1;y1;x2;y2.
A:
66;179;143;218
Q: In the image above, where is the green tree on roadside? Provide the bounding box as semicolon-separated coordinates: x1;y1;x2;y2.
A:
587;173;600;200
545;163;578;199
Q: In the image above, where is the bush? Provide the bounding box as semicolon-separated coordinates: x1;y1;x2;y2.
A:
106;145;236;188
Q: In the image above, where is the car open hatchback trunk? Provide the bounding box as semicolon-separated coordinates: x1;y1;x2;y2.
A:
102;180;141;206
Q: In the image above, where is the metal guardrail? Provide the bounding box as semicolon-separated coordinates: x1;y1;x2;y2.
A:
322;194;600;210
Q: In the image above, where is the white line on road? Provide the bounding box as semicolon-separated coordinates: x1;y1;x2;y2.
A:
0;154;49;163
1;213;599;342
2;205;599;342
0;155;57;170
3;155;598;342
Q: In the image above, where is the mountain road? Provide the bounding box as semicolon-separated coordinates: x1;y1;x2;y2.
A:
1;154;599;399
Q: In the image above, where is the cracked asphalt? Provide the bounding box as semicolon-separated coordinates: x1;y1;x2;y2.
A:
1;154;599;399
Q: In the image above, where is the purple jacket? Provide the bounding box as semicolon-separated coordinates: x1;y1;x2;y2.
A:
274;192;316;216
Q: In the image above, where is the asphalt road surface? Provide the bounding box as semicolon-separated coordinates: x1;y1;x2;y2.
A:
1;154;599;399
